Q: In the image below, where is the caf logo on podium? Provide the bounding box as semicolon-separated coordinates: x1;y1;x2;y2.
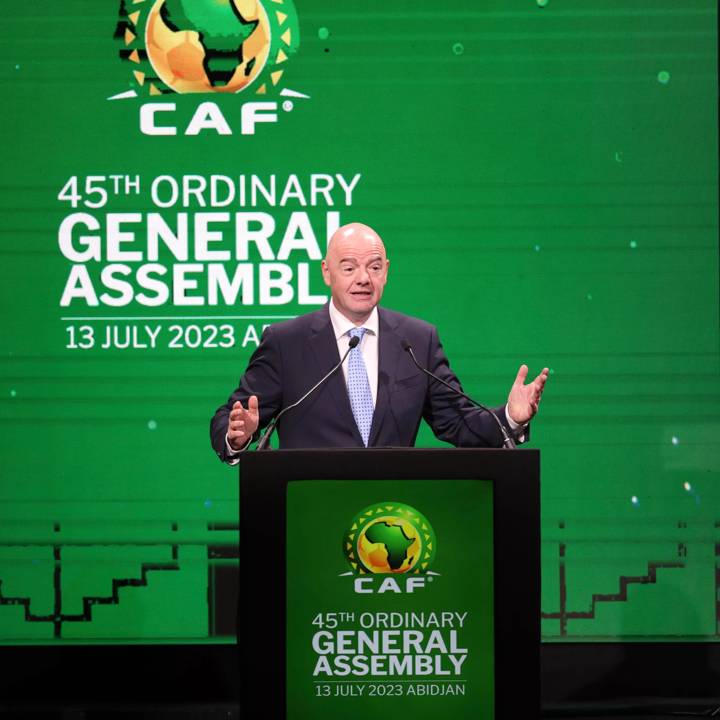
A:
343;502;438;576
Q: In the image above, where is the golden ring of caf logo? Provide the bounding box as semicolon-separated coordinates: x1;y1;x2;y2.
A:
117;0;300;96
343;502;437;575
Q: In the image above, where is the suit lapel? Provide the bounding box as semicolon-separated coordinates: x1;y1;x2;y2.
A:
369;308;403;446
308;307;364;445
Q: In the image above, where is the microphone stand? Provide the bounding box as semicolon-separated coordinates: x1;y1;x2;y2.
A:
255;335;360;451
401;340;517;449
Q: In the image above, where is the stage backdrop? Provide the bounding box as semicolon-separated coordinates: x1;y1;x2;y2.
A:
0;0;718;646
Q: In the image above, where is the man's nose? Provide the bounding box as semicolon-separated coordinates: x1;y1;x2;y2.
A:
355;268;370;283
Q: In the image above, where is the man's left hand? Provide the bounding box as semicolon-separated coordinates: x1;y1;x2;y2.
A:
507;365;549;425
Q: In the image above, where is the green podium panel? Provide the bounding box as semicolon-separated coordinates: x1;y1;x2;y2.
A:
286;479;494;719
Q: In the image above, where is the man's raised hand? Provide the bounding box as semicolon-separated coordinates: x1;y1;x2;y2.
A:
507;365;549;426
227;395;259;451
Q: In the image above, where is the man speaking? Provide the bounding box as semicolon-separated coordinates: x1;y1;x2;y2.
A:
210;222;548;462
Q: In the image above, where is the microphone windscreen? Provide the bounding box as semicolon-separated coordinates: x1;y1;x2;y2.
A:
400;339;411;351
349;335;360;349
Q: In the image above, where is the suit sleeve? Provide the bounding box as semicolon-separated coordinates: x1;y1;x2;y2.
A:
420;326;513;448
209;325;284;463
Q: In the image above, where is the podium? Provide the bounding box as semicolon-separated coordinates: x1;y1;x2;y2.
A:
239;448;539;719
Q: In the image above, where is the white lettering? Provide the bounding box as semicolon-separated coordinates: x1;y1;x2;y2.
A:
241;102;277;135
58;213;101;262
140;103;177;136
186;102;232;136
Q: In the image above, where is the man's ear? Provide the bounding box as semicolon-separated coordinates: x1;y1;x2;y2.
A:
321;259;331;287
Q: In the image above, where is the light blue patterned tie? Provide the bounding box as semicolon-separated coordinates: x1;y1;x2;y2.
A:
347;327;374;446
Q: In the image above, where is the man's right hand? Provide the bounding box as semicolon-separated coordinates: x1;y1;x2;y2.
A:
227;396;260;451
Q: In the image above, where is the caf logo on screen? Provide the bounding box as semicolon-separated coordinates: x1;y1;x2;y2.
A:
110;0;307;135
343;502;439;594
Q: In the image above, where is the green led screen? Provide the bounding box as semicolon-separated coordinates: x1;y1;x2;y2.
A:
0;0;717;644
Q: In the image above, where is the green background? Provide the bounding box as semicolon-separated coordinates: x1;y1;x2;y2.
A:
286;480;494;720
0;0;718;643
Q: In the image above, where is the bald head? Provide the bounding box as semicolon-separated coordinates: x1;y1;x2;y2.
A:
322;223;389;325
326;222;387;261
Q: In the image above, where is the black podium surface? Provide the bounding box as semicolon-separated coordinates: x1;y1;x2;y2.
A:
239;448;540;719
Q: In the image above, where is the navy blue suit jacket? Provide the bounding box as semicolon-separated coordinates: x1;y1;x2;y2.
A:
210;305;514;460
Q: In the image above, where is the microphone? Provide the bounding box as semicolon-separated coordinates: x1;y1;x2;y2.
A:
400;339;517;450
255;335;360;451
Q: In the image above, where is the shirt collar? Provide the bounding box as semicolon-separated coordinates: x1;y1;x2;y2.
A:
328;299;379;341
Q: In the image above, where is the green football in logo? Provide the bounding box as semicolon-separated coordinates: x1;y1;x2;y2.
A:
344;502;436;575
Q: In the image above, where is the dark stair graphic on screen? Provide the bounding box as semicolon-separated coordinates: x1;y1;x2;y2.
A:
0;582;55;622
0;544;180;638
0;521;240;640
60;545;181;626
541;542;685;636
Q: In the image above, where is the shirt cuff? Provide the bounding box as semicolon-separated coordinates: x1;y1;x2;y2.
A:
225;433;252;461
504;404;527;435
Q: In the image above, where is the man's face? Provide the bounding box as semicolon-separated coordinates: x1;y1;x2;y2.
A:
321;224;389;324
